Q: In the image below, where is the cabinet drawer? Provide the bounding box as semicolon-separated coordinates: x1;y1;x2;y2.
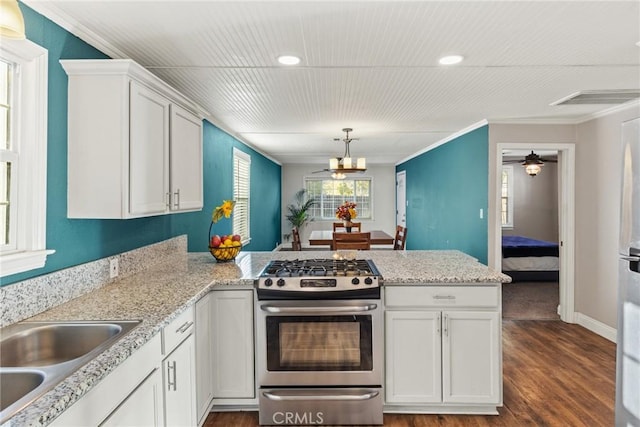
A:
163;306;194;355
385;285;498;309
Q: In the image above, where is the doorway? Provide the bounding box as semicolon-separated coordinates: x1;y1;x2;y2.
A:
494;143;576;323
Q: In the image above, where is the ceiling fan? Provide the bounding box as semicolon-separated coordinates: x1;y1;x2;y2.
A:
503;150;557;177
312;128;366;179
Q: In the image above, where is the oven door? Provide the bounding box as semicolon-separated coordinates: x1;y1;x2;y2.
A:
256;299;383;387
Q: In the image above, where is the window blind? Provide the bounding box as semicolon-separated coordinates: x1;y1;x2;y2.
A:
233;148;250;241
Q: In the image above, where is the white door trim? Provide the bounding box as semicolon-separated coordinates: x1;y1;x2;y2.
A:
494;143;576;323
396;170;407;228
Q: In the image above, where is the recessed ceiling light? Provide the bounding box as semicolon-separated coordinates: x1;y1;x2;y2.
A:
439;54;464;65
277;55;301;65
636;41;640;47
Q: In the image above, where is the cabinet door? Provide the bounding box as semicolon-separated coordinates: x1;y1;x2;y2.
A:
442;311;500;404
129;81;170;216
169;104;203;212
195;293;214;423
164;334;196;426
101;368;163;427
211;290;255;398
385;310;441;403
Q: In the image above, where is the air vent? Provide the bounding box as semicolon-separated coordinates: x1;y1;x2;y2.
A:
551;90;640;106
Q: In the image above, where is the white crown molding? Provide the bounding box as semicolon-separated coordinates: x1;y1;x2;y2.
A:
574;99;640;123
202;115;282;166
395;119;489;165
488;100;640;126
22;0;130;60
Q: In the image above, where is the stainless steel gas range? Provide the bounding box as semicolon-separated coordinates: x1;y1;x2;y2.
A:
255;258;384;426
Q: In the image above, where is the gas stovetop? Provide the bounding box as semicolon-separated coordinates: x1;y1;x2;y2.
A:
256;259;382;296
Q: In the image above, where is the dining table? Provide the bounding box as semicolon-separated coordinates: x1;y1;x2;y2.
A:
308;230;395;247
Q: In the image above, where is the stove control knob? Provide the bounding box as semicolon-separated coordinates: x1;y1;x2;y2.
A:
277;278;286;287
364;277;373;285
264;278;273;287
351;278;360;285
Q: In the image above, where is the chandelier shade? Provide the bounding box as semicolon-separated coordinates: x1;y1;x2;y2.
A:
0;0;26;39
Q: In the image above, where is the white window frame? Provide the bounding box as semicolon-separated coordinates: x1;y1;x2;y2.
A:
501;165;514;229
304;177;373;220
233;148;250;244
0;39;53;277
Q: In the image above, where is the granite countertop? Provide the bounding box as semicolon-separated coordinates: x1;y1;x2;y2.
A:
4;249;509;426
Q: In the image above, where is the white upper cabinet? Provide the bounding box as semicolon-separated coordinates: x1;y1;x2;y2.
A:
61;59;203;219
170;103;203;212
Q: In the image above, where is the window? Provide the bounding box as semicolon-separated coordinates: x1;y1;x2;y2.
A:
0;39;52;277
233;148;250;242
501;165;514;228
304;177;372;220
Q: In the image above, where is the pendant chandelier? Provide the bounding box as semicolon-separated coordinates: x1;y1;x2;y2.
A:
329;128;366;179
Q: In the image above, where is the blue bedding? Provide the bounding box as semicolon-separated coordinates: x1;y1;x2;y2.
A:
502;236;559;258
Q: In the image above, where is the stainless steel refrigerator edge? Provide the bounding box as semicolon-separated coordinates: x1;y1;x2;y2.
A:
616;117;640;426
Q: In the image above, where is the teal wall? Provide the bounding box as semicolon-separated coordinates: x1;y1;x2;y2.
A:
396;126;489;264
1;4;281;286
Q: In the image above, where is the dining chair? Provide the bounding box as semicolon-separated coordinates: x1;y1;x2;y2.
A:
333;231;371;250
393;225;407;250
291;226;302;251
333;222;362;232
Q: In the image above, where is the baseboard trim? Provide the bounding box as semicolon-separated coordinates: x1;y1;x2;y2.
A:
574;312;617;343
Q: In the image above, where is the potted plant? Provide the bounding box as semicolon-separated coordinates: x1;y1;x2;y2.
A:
284;189;317;241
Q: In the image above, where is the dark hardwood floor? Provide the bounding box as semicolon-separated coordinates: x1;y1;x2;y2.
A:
204;320;616;427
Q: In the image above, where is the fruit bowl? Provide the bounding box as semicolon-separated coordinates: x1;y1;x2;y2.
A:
209;244;242;262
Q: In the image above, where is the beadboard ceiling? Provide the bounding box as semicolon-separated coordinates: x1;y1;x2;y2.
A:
23;1;640;165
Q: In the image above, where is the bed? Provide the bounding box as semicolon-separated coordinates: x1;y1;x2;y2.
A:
502;235;559;282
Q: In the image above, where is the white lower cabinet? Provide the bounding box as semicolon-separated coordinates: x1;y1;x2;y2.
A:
163;334;196;426
384;285;501;413
210;290;255;400
101;368;163;427
50;334;163;427
195;293;215;424
162;307;196;426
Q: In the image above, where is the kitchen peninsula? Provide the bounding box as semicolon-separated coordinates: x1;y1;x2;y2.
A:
0;236;510;426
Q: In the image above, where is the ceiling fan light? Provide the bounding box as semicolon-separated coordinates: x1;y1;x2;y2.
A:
0;0;26;40
525;163;542;176
331;172;346;180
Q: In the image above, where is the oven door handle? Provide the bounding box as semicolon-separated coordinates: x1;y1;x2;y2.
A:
262;390;379;401
260;303;378;313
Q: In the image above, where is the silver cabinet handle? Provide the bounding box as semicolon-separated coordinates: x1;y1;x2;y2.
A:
433;295;456;300
260;303;377;314
176;320;194;334
167;360;176;391
436;312;441;336
173;189;180;209
165;192;171;208
263;390;379;402
621;256;640;262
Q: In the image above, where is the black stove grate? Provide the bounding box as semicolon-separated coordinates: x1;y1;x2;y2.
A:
261;259;378;278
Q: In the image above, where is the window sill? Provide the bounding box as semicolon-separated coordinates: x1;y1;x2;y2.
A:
1;249;56;277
